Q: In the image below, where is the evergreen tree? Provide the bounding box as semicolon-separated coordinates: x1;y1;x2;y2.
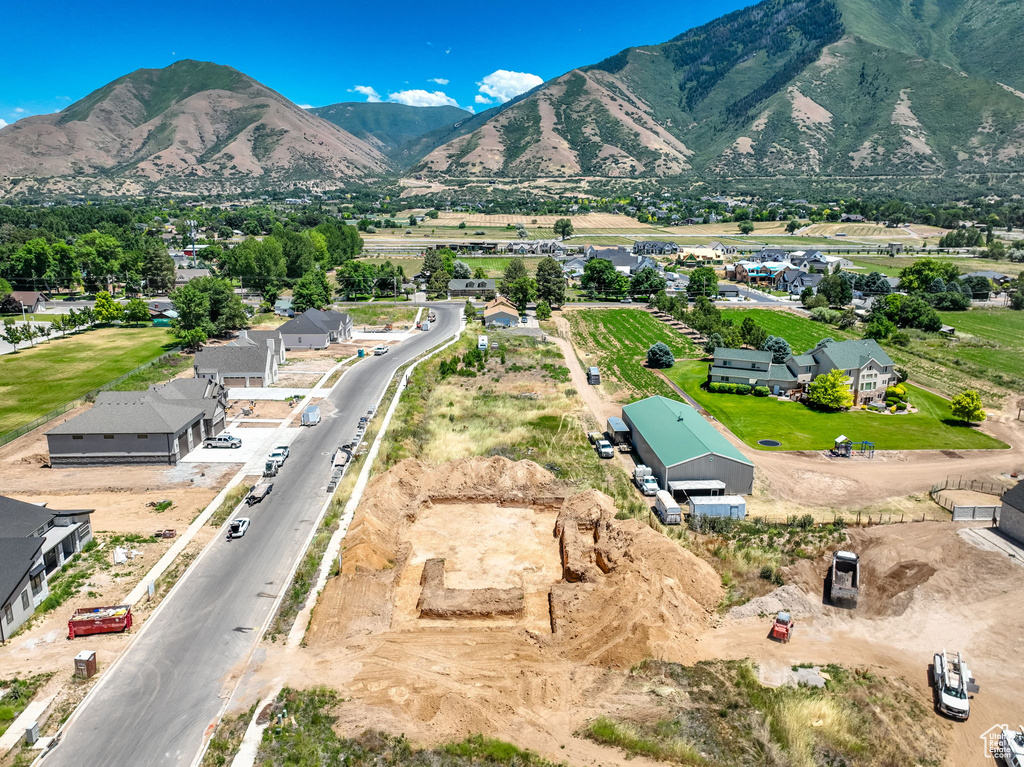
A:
535;257;566;307
141;238;176;294
647;342;675;368
760;335;791;363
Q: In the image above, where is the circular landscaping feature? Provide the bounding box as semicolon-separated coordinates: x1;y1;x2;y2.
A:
758;439;782;447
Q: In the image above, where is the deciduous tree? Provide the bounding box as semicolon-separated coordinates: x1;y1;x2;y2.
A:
950;389;986;424
807;368;853;411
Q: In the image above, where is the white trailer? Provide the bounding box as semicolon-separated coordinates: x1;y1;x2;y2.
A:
654;490;682;525
301;404;321;426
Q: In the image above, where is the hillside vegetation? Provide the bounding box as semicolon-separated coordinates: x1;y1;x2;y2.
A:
414;0;1024;193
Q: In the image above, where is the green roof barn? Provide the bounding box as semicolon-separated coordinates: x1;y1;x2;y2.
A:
621;396;754;495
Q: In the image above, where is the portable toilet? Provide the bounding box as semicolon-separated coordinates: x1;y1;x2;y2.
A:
358;348;365;358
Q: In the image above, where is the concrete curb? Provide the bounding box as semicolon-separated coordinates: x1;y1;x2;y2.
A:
285;317;465;647
228;687;281;767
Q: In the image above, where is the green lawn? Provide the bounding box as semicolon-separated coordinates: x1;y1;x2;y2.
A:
0;313;69;323
665;360;1007;451
940;308;1024;345
0;327;175;434
567;309;697;400
344;305;420;326
719;309;857;352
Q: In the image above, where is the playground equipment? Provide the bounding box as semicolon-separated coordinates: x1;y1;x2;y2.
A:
832;435;875;458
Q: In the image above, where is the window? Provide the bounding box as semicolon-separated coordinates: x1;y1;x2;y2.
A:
72;435;83;440
3;604;12;624
21;590;29;610
103;435;114;440
137;434;148;439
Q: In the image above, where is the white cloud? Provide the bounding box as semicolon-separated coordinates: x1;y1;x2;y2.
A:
349;85;381;102
428;78;449;85
477;70;543;103
466;106;475;114
298;104;313;109
475;94;493;105
387;89;458;108
13;107;25;114
0;119;7;129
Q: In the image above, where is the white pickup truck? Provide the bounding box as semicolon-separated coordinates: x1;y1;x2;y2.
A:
595;439;614;459
633;465;659;496
932;650;977;720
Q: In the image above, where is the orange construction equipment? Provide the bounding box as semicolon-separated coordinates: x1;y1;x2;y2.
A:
771;611;794;643
384;323;394;331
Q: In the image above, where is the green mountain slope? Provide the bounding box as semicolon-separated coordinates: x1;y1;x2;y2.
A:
414;0;1024;193
310;102;470;159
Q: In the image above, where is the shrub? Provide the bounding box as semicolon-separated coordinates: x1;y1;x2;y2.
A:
753;386;770;397
896;402;907;411
735;384;751;395
891;331;911;347
646;341;675;369
890;405;897;413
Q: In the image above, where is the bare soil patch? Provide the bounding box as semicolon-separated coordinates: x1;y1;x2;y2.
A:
292;456;722;753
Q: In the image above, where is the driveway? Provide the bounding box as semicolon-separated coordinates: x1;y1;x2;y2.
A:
180;427;302;469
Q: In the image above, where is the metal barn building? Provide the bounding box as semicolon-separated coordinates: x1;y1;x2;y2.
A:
621;396;754;495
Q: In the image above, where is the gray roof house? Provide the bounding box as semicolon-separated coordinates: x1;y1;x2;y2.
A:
174;268;212;286
278;308;353;350
708;339;894;404
966;270;1012;285
776;269;823;294
229;329;286;364
447;279;497;297
633;241;679;256
194;341;278;388
9;291;48;313
585;246;657;274
1;495;95;641
46;380;226;466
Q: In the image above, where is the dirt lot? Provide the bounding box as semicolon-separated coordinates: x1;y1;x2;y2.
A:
259;456;721;761
705;522;1024;766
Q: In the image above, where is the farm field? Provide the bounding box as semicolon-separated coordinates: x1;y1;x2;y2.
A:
566;309;697;401
719;309;858;352
847;256;1018;277
665;360;1007;451
661;222;788;236
424;212;657;230
0;327;175;434
940;308;1024;344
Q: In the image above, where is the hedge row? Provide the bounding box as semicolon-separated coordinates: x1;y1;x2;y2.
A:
709;382;752;394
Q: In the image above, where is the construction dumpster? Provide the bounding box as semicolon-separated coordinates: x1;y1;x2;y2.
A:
68;605;132;639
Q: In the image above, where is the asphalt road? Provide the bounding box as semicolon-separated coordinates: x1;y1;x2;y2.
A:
41;304;461;767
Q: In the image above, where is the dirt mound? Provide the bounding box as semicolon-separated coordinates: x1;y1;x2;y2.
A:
728;584;824;621
304;456;724;744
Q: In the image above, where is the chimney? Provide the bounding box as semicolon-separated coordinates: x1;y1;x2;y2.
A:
238;330;248;342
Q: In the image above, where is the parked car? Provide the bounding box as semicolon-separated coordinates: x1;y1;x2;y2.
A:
205;434;242;449
520;315;528;324
620;298;633;304
269;446;289;464
226;518;251;540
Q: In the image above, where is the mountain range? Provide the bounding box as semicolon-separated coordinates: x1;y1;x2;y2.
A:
3;0;1024;196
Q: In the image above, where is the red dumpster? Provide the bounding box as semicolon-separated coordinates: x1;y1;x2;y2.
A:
68;605;132;639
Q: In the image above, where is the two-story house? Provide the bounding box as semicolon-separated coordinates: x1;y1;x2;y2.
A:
708;339;895;404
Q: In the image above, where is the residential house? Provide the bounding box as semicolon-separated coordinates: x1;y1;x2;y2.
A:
775;269;823;295
734;260;791;284
840;214;865;223
681;217;704;226
789;250;852;272
483;296;519;327
562;257;588;279
194;342;278;388
228;329;286;364
677;247;725;267
965;271;1012;286
1;495;95;641
708;338;894;403
633;241;679;256
748;248;790;263
46;386;215;467
147;378;227;437
174;268;212;286
718;285;741;298
274;298;294;317
8;291;48;313
447;279;497;298
278;308;353;350
707;241;737;256
585;246;656;275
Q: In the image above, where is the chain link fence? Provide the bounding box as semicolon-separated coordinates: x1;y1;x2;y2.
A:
0;347;183;448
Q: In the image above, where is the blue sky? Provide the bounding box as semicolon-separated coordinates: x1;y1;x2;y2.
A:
0;0;751;126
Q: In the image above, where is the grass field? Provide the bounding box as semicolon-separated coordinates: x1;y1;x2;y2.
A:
847;256;1021;277
344;305;420;326
719;309;858;352
666;359;1006;451
0;327;175;434
566;309;697;401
